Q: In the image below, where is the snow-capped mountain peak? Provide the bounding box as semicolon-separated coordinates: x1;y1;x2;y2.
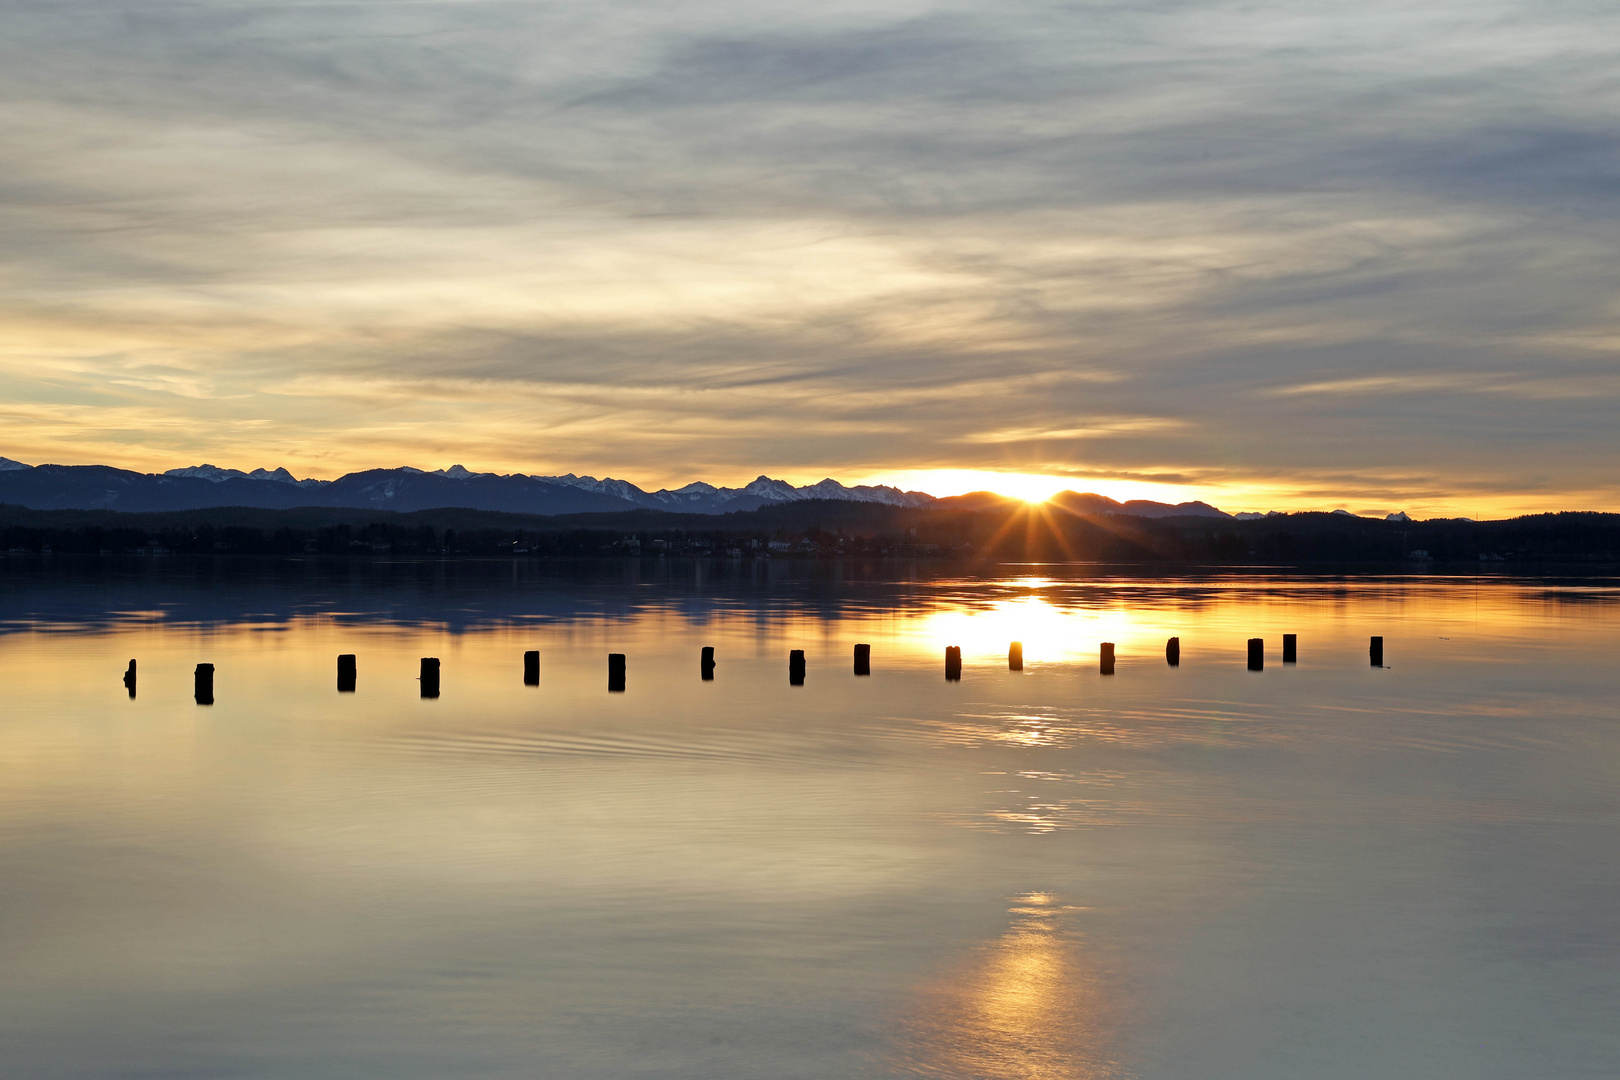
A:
741;475;802;500
165;464;243;482
538;474;650;503
164;464;326;487
528;471;934;513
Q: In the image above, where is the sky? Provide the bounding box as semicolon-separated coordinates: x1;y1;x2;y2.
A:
2;0;1618;516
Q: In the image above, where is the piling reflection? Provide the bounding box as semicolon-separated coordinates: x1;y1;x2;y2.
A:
896;893;1129;1079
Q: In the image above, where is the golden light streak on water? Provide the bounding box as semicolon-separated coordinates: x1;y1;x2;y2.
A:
895;893;1130;1079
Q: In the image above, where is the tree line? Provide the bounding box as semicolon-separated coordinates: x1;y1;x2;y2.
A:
2;503;1618;564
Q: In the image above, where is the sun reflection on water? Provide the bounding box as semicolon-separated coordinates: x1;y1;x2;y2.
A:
894;893;1130;1079
907;592;1150;665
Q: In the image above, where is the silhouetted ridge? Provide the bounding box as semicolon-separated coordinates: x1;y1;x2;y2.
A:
935;490;1229;519
0;460;937;516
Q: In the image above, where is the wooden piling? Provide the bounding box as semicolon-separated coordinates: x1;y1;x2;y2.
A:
1247;638;1263;671
1100;642;1115;675
523;650;540;686
1370;636;1384;667
123;659;136;699
1166;637;1180;667
608;653;626;692
701;646;715;681
1008;641;1023;671
420;657;440;698
338;653;357;693
1282;634;1297;664
194;662;214;705
945;645;962;681
853;643;871;676
790;649;806;686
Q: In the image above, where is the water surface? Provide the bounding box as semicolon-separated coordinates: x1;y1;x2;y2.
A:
2;560;1616;1078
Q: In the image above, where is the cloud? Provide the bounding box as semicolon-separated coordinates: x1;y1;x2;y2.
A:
1267;371;1620;399
963;419;1186;443
0;0;1618;512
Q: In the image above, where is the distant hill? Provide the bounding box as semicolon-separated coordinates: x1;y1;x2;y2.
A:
934;490;1229;518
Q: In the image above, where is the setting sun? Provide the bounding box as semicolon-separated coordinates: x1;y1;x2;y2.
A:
983;473;1071;503
858;470;1072;503
855;469;1219;506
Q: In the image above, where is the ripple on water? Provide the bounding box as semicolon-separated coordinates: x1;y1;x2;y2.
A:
376;727;844;768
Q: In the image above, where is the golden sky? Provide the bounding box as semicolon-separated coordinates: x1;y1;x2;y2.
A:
3;0;1619;516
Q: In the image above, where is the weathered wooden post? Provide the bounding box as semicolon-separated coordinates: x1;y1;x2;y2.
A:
853;643;871;676
1100;642;1115;675
194;662;214;705
701;646;715;681
1282;634;1297;664
608;653;626;692
1166;637;1180;666
123;659;136;699
1247;638;1263;671
338;654;357;693
945;645;962;681
1008;641;1023;671
789;649;806;686
523;650;540;686
420;657;440;698
1370;636;1384;667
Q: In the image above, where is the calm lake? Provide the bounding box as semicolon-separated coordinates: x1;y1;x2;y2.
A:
2;559;1616;1079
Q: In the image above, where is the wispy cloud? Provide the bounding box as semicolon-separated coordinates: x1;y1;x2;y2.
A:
963;419;1186;444
1267;371;1620;400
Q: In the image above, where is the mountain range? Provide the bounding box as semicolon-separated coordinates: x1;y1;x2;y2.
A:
0;457;1232;519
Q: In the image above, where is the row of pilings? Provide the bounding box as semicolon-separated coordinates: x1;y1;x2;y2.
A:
129;635;1388;702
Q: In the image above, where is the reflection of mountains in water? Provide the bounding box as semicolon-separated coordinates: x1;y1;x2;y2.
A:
894;892;1131;1080
0;558;898;633
12;557;1176;633
5;559;1617;635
